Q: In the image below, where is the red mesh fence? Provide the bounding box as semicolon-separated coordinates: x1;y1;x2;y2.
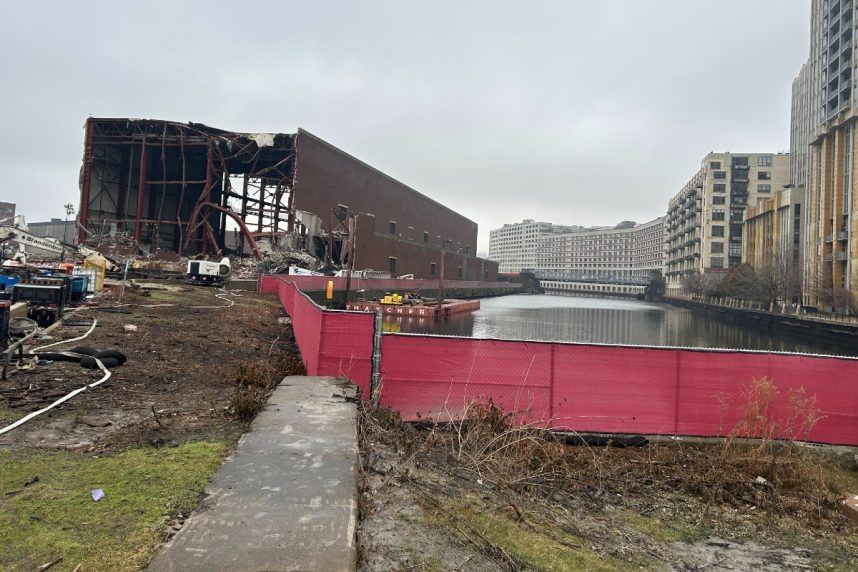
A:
260;276;374;395
260;275;858;446
262;274;520;293
379;335;858;446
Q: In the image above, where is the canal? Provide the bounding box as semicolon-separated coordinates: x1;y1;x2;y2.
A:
382;294;858;357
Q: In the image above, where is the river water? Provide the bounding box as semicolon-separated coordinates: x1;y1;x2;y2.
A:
383;293;857;357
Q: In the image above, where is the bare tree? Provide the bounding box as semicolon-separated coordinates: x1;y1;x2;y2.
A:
681;271;724;298
680;272;705;297
722;263;760;301
754;244;802;306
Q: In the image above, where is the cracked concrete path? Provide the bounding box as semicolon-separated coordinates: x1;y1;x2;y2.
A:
148;376;358;572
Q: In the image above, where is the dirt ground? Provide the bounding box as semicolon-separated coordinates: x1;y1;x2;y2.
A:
356;404;858;572
0;283;296;451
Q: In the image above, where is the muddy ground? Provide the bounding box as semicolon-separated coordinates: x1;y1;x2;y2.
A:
0;283;296;451
356;404;858;571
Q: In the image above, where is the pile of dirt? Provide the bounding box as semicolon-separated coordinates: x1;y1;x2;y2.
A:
356;401;858;571
0;285;300;451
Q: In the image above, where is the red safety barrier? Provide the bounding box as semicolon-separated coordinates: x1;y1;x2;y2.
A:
261;275;858;446
379;335;858;446
263;274;521;293
260;276;374;395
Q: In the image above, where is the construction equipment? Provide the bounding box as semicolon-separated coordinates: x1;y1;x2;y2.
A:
1;216;120;274
186;257;231;286
12;283;65;327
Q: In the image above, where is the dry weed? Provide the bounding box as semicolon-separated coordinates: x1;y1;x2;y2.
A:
228;345;306;420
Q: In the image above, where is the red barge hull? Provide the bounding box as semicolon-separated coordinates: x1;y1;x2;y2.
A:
345;299;479;319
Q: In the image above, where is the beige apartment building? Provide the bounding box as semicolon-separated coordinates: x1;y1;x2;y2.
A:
665;153;790;293
742;187;804;272
792;0;858;311
537;218;665;280
487;219;581;273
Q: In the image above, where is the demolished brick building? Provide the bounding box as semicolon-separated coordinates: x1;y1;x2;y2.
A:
77;118;497;280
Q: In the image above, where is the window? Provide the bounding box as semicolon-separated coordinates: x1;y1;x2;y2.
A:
758;155;772;166
711;242;724;254
713;183;726;192
710;256;724;268
712;195;726;205
388;257;396;274
465;245;470;254
712;209;725;221
758;171;771;180
430;262;436;276
710;161;722;169
423;231;429;243
758;183;771;193
713;171;726;180
711;225;725;237
389;221;397;234
457;266;463;278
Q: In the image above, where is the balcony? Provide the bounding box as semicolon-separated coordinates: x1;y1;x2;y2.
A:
838;230;848;241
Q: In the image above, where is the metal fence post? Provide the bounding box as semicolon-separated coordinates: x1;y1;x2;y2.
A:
370;310;383;406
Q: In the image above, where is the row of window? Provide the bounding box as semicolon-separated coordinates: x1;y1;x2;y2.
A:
712;183;771;192
710;156;772;170
389;221;471;253
712;170;771;180
543;282;644;294
387;257;467;279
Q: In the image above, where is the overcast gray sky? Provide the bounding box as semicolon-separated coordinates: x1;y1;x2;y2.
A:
0;1;809;252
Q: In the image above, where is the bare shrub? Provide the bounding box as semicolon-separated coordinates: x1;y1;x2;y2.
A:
228;347;306;421
358;379;845;528
230;386;267;420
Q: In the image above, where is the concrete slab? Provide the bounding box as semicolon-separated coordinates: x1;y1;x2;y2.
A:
148;376;358;572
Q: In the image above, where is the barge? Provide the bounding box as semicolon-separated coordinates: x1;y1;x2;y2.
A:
345;299;479;319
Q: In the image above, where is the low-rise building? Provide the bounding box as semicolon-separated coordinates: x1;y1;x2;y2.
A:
665;152;789;293
27;218;77;244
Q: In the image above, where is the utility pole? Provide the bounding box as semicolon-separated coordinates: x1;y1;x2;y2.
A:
63;203;75;245
343;214;357;305
438;248;446;308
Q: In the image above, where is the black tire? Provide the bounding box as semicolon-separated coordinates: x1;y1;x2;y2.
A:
95;349;127;365
70;346;99;356
80;356;120;369
29;352;82;362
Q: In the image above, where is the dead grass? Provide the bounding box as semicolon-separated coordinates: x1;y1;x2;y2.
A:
357;378;857;571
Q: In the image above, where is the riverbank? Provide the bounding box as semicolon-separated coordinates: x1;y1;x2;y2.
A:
665;296;858;348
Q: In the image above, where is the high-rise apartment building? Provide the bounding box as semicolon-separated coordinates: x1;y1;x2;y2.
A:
536;218;665;280
792;0;858;311
665;153;790;292
487;220;581;273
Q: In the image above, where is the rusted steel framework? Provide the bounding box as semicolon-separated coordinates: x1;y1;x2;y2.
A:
78;118;296;258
